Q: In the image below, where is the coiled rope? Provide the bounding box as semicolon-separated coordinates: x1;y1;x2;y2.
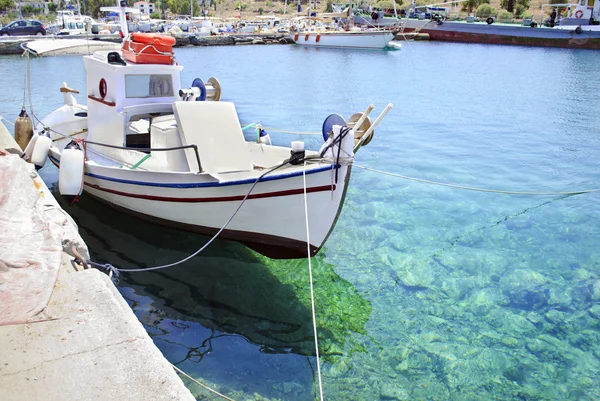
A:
353;164;600;196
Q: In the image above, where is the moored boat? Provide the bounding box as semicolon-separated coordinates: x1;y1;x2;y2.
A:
290;28;396;49
400;1;600;49
27;8;391;259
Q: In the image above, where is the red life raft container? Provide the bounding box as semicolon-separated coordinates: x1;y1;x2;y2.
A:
121;33;176;65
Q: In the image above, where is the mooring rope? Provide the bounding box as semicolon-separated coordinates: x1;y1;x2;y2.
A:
84;161;289;277
171;364;236;401
302;161;325;401
241;123;321;136
353;164;600;196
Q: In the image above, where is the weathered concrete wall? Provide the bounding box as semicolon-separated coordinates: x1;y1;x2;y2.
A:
0;122;195;401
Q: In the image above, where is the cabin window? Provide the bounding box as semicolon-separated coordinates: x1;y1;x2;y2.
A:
125;74;174;98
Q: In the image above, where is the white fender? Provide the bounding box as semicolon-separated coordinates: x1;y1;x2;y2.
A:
59;144;85;196
23;132;39;161
30;134;52;168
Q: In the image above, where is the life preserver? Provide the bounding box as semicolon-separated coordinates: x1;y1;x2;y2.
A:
130;32;176;46
316;33;321;42
305;33;309;41
575;9;583;18
99;78;107;99
294;32;299;41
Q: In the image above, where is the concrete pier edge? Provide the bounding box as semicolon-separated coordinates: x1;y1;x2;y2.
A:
0;120;195;400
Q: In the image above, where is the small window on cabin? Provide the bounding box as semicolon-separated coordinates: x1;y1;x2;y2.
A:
125;74;174;98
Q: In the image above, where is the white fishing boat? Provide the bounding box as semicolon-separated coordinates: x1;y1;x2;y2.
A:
290;28;396;49
289;10;397;49
24;38;120;56
25;6;391;259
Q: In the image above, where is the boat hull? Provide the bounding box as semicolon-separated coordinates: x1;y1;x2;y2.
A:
290;31;395;49
49;151;351;259
401;19;600;49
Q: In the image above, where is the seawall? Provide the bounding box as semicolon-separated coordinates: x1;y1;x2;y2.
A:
0;122;195;400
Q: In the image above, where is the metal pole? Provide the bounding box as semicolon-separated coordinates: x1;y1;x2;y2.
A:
19;0;23;19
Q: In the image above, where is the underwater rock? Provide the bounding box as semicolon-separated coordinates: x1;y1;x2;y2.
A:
460;288;508;316
326;359;351;378
568;329;600;351
572;268;597;281
546;285;573;309
398;263;435;289
589;304;600;320
282;381;303;395
591;280;600;301
501;313;537;335
525;338;545;355
501;336;519;348
526;311;544;325
500;269;549;310
544;309;568;325
379;383;409;400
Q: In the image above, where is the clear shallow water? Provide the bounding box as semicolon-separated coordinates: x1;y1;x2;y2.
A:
2;42;600;400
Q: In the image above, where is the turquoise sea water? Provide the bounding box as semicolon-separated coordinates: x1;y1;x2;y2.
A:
1;42;600;400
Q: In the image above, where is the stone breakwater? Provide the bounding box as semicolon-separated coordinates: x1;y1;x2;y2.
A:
0;33;292;55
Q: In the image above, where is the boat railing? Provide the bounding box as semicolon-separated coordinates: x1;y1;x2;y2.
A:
84;140;203;172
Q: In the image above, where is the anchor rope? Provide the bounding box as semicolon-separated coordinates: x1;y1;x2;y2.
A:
302;161;324;401
353;164;600;195
171;364;236;401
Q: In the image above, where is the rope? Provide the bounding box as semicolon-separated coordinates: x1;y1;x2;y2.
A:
261;126;321;135
354;164;600;195
26;51;34;123
241;123;321;136
0;116;15;126
302;161;324;401
85;161;289;276
171;364;236;401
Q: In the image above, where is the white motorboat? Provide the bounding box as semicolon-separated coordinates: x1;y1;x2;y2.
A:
290;28;396;49
24;38;120;56
28;28;391;259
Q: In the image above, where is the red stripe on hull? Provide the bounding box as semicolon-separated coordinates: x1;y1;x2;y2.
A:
84;182;336;202
402;27;600;49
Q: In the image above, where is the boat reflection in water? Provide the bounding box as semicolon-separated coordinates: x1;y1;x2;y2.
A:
55;188;371;399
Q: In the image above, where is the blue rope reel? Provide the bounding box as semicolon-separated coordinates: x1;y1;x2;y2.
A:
191;78;207;101
321;114;346;142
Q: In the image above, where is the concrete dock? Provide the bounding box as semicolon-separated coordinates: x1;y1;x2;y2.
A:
0;122;195;400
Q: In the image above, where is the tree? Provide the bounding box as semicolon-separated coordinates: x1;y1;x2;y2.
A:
500;0;529;14
0;0;14;13
48;2;57;12
166;0;201;16
462;0;489;13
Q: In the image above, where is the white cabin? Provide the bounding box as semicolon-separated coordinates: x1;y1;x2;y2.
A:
84;51;189;171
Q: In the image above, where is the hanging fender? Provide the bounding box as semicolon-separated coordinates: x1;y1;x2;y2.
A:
294;32;299;41
305;33;309;41
59;141;85;198
316;33;321;42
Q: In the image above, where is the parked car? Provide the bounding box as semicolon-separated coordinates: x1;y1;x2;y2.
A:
0;20;47;36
